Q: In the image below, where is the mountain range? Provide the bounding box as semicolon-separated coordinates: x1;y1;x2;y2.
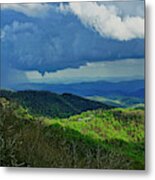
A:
11;80;144;98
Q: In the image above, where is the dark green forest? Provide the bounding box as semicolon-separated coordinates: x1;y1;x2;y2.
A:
0;90;110;118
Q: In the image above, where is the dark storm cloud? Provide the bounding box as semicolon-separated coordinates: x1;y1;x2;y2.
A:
1;2;144;75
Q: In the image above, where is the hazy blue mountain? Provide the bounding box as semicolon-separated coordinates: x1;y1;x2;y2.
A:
11;80;144;98
128;88;144;98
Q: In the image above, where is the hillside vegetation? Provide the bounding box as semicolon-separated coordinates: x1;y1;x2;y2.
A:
0;97;144;169
0;90;110;118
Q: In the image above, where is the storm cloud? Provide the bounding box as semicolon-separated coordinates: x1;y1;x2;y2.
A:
0;1;144;88
1;3;144;74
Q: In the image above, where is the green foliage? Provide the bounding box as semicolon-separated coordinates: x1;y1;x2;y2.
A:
0;97;144;169
0;98;27;166
0;90;110;118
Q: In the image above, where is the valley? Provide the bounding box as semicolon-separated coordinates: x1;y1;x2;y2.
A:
0;90;145;169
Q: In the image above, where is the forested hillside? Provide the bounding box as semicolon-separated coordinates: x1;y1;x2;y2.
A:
0;97;144;169
0;90;110;118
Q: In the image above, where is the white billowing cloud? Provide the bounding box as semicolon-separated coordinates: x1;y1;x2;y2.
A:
25;58;144;84
1;3;51;17
60;2;144;41
1;2;144;40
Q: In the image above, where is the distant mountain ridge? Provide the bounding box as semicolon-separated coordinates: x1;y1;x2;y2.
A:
0;90;110;118
11;80;144;98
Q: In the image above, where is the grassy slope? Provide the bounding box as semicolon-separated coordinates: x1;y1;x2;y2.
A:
44;108;144;167
0;98;144;169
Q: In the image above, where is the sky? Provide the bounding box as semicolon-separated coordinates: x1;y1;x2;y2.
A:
0;1;145;88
